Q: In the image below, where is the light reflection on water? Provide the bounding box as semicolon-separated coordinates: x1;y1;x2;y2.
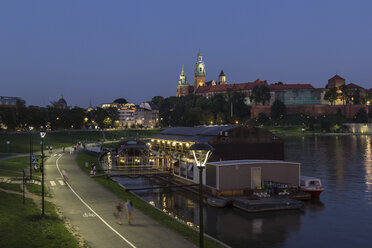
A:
114;135;372;248
364;136;372;204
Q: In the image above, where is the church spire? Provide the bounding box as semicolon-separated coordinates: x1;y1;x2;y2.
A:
194;49;206;90
178;65;189;85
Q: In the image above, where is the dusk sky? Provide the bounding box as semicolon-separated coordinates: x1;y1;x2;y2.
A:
1;0;371;107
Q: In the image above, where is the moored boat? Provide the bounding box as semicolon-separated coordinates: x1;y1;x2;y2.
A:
300;176;324;197
207;198;228;208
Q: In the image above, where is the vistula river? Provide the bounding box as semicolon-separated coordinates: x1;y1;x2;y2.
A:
114;135;372;248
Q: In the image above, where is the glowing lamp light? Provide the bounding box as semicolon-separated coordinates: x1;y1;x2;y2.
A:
40;130;46;138
188;143;214;168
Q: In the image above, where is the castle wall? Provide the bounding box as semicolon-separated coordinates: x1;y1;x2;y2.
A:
251;104;369;119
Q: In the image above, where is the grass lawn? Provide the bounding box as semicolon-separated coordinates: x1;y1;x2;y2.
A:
76;151;225;248
0;156;43;178
0;129;162;154
0;156;34;178
265;125;305;135
0;182;22;192
0;191;80;248
0;156;49;196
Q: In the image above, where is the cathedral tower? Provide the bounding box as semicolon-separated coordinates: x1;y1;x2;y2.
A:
194;50;206;92
219;70;226;85
176;65;190;97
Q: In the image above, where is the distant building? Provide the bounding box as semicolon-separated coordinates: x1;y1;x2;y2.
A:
326;74;345;88
269;84;327;106
0;96;23;107
100;103;119;109
175;52;371;115
51;95;68;109
118;103;136;127
135;102;159;127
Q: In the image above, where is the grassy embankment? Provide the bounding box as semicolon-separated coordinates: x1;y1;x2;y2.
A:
0;157;80;248
77;150;225;248
0;156;49;196
263;124;352;135
264;125;305;135
0;129;162;154
0;191;80;248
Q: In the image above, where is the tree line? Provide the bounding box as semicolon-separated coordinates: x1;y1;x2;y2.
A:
0;103;119;131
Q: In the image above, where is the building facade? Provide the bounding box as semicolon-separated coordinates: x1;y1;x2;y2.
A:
118;104;136;127
135;102;159;127
0;96;23;107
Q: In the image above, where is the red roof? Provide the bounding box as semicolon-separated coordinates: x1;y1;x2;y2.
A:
269;84;314;91
346;83;364;89
195;79;267;94
328;74;345;81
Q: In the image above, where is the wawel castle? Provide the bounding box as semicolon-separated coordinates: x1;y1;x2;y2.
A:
176;51;371;118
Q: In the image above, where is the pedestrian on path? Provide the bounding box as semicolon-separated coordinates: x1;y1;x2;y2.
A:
62;169;69;182
125;200;133;224
114;201;124;225
90;163;96;176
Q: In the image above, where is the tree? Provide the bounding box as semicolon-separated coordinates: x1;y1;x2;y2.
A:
113;98;127;104
250;85;271;105
271;99;286;121
339;85;352;104
354;108;368;123
255;113;271;126
324;87;338;105
151;96;165;108
352;88;360;104
228;92;251;123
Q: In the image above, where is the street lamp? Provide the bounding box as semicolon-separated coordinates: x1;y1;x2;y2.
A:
29;126;34;180
188;143;214;248
40;129;46;217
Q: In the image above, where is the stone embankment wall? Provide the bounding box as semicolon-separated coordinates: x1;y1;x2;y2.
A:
251;104;369;119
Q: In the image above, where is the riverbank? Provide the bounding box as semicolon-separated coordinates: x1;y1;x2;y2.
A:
76;151;227;248
263;124;372;136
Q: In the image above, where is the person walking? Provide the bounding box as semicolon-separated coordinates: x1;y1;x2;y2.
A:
114;201;124;225
61;169;69;182
90;163;96;176
125;200;133;224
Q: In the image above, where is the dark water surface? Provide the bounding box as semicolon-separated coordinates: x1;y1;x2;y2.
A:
114;135;372;248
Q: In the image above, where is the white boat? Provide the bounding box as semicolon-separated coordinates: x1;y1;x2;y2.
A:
207;198;228;207
300;176;324;197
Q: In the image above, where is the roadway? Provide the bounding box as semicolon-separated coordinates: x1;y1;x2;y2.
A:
45;151;196;248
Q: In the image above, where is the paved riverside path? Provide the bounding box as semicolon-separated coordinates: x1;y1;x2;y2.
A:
45;152;196;248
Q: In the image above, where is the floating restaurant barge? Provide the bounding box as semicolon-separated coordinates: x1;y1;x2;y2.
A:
149;126;299;195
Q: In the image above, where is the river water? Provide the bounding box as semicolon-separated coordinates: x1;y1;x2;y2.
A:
114;135;372;248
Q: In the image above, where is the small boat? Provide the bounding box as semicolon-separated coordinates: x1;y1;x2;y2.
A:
207;198;228;208
300;176;324;197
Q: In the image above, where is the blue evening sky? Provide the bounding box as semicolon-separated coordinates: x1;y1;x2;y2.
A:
1;0;371;107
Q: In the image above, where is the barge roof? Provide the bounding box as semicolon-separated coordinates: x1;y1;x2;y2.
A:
209;159;300;166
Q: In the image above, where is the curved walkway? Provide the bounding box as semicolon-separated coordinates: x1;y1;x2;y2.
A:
45;152;196;248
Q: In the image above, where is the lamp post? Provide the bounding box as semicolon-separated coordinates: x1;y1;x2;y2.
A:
188;143;214;248
40;129;46;217
29;126;34;180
